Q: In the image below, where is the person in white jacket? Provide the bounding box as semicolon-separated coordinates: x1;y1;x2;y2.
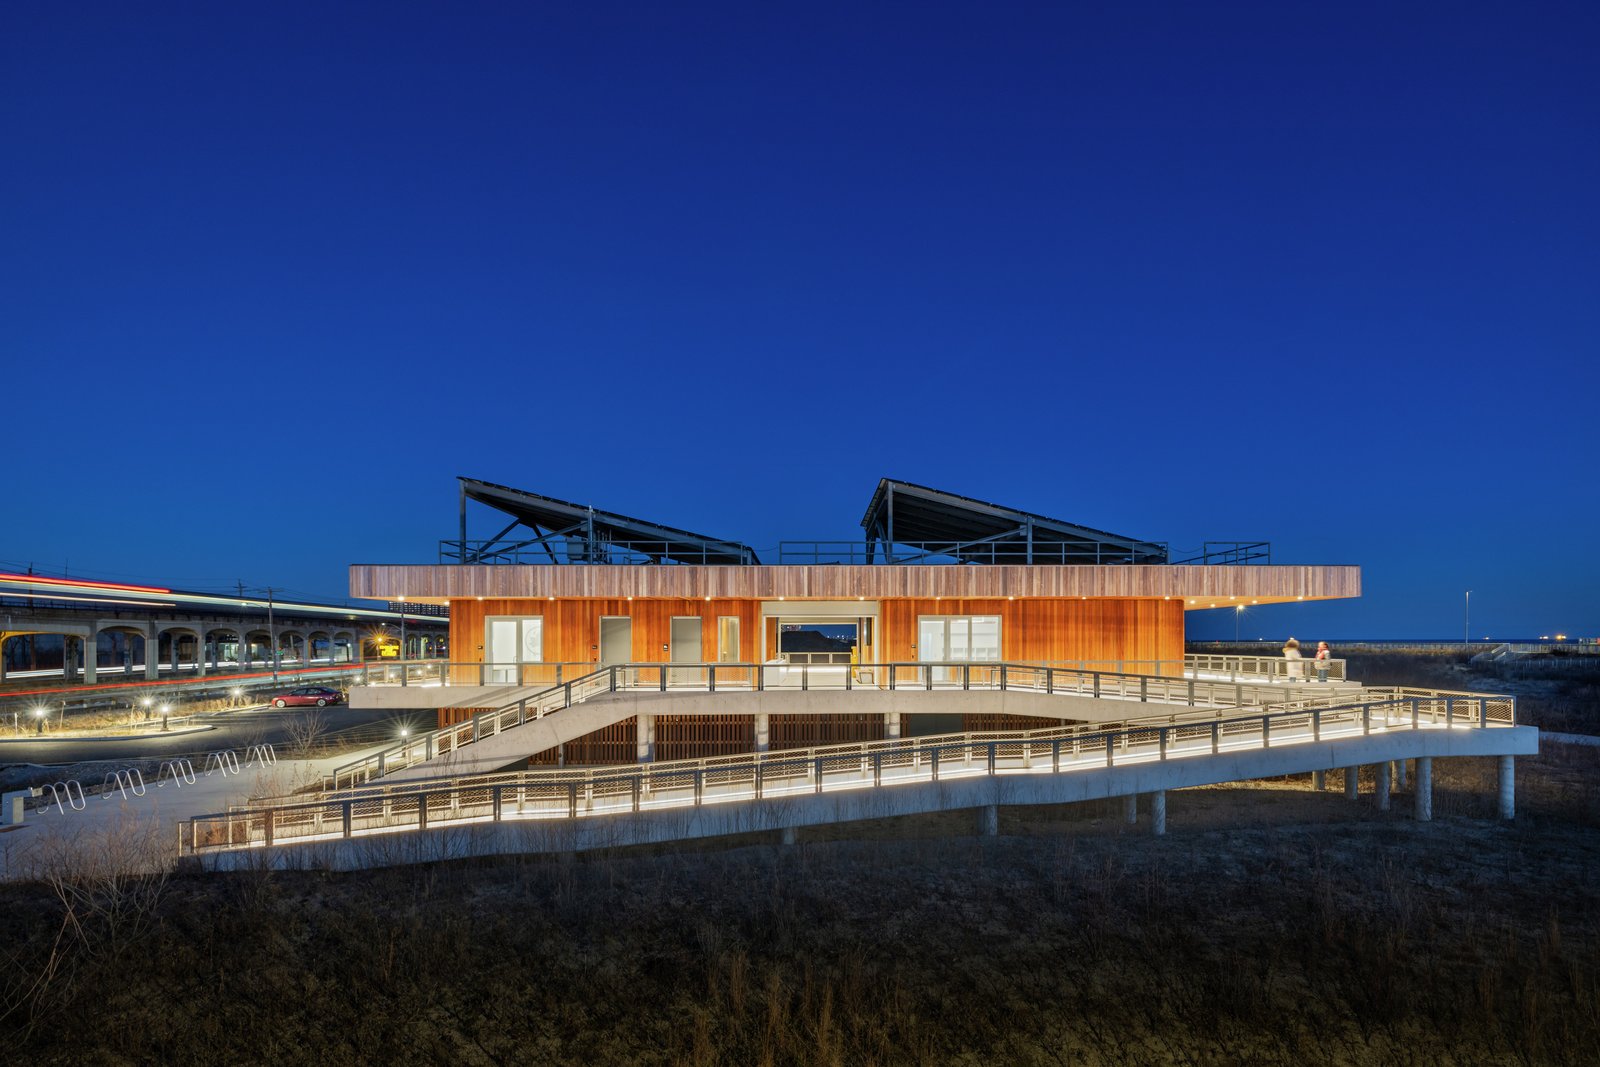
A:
1282;637;1303;681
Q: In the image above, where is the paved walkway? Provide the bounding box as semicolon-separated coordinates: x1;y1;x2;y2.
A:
0;741;394;881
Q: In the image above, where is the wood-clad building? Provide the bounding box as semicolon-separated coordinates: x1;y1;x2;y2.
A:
352;477;1361;761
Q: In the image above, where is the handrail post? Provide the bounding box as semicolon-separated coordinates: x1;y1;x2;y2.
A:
1187;679;1195;706
1363;704;1371;735
802;664;808;692
1140;677;1148;703
1479;697;1489;728
1159;727;1168;761
1046;667;1054;695
814;757;823;793
963;664;970;691
568;781;578;817
1446;698;1454;727
1262;716;1270;748
1312;708;1321;741
1211;721;1219;754
999;664;1007;690
873;751;881;786
1051;739;1060;773
987;742;996;775
1105;734;1115;766
660;667;667;693
930;747;940;780
492;786;502;822
342;801;352;838
517;699;527;726
709;665;716;693
1093;673;1101;700
1411;698;1419;729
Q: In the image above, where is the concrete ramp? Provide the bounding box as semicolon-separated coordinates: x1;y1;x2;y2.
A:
377;693;644;783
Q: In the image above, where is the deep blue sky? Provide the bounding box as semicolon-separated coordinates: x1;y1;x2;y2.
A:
4;2;1596;639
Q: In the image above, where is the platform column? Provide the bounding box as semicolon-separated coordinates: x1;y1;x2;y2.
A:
1375;760;1391;811
83;629;97;684
1312;770;1325;790
1394;758;1407;790
884;711;901;740
1414;757;1433;822
144;628;160;680
1343;766;1359;800
196;633;208;677
754;712;769;753
1151;790;1167;836
1123;794;1137;824
636;713;654;762
1497;756;1515;820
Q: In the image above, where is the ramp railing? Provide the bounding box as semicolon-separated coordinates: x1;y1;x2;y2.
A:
327;659;1361;790
183;689;1516;857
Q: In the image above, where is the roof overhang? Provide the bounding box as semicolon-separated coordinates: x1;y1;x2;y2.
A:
352;564;1359;605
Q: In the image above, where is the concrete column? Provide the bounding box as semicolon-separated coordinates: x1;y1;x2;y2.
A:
1344;766;1359;800
1151;790;1167;836
62;636;77;682
1123;793;1137;824
780;826;797;846
0;636;7;683
885;711;901;740
1498;756;1515;820
144;629;160;680
196;633;207;677
754;712;769;753
83;628;97;684
1312;770;1326;791
978;804;998;837
1375;760;1391;811
1414;757;1433;822
636;713;655;762
1395;758;1407;790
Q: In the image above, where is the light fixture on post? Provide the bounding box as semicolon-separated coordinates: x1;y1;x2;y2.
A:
1465;589;1472;646
32;706;46;735
160;703;171;732
1235;603;1245;642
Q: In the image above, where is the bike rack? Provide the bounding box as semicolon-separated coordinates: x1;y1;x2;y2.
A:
46;780;86;814
243;743;278;767
102;768;147;800
156;758;198;787
203;750;241;776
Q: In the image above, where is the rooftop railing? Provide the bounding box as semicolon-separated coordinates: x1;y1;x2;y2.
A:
439;539;758;565
182;689;1516;858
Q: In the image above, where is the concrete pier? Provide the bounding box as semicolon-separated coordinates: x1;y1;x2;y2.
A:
1498;755;1515;820
978;804;998;837
1151;790;1166;836
1394;758;1407;790
1376;760;1391;811
1123;793;1137;825
1312;769;1325;791
780;825;797;846
1344;766;1359;800
1414;757;1432;822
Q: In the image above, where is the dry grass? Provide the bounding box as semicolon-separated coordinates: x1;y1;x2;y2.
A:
0;744;1595;1065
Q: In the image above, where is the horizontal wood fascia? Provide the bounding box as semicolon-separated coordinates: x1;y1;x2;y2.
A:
350;564;1360;604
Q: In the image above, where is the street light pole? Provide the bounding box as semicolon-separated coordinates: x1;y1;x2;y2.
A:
1465;589;1472;645
1235;604;1244;642
264;587;280;684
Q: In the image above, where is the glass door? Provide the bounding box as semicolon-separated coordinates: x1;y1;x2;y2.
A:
918;616;1000;685
485;617;542;684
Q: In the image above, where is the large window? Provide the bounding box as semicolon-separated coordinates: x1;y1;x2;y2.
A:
485;616;543;683
917;616;1001;662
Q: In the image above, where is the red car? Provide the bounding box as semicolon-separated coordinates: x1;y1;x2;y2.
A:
271;686;344;708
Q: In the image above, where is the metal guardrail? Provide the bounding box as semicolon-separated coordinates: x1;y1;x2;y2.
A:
354;655;1345;688
1185;653;1346;682
329;659;1370;790
183;690;1516;856
439;539;758;565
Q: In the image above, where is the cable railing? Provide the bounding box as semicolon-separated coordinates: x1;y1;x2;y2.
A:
182;690;1516;857
329;659;1367;790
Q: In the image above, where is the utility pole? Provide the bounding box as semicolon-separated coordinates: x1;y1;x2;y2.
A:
263;586;281;683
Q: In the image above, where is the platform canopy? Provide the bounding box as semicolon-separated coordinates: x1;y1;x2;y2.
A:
454;477;760;565
858;479;1168;565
